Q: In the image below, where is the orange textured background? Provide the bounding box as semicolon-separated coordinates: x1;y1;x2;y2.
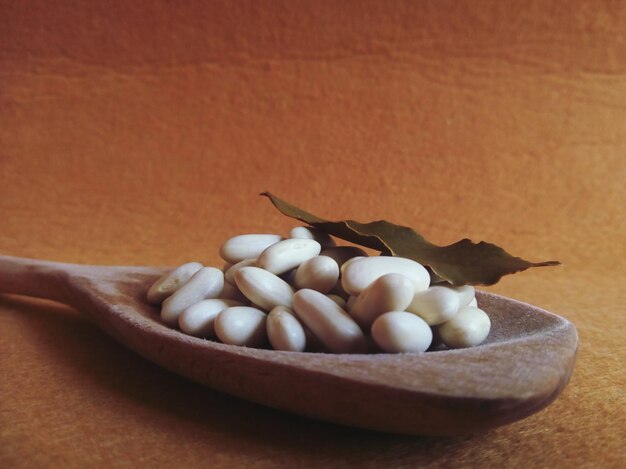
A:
1;1;625;467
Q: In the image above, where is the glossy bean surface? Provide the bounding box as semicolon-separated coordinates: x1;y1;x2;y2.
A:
407;285;462;326
161;267;224;326
341;257;430;296
349;273;414;328
179;299;242;338
438;306;491;348
235;266;294;310
292;289;366;354
219;234;282;264
256;238;321;275
215;306;268;347
371;312;433;353
293;255;339;293
147;262;203;304
266;306;306;352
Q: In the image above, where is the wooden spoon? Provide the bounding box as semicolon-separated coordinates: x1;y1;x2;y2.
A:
0;255;577;436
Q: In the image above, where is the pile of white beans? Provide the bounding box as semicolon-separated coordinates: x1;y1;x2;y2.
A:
146;227;491;353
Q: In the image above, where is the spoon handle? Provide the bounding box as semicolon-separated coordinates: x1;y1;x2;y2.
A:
0;255;81;304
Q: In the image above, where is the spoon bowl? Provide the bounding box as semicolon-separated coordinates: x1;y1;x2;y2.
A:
0;255;577;436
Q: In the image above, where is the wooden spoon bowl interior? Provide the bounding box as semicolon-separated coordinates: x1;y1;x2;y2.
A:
69;266;577;436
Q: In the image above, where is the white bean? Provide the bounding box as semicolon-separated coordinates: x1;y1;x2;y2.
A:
219;234;283;264
349;273;415;328
371;312;432;353
319;246;368;268
468;297;478;307
146;262;203;304
339;256;366;277
341;256;430;296
290;226;336;247
406;285;461;326
215;306;267;347
224;258;256;284
292;289;366;354
453;285;476;307
161;267;224;327
256;238;321;275
179;299;242;338
266;306;306;352
438;306;491;348
234;266;294;310
293;256;339;293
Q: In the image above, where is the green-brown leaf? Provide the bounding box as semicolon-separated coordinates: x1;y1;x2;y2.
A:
261;192;560;286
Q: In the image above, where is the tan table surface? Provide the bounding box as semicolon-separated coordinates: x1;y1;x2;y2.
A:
1;1;625;467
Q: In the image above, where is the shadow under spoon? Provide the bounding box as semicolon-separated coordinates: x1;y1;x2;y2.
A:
0;255;577;436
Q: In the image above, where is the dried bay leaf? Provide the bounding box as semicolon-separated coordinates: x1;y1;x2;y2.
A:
261;192;560;286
